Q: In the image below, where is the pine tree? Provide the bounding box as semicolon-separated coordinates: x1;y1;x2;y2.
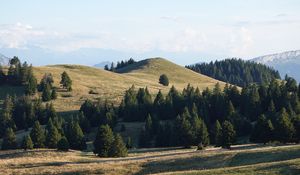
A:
60;71;72;91
275;108;295;143
221;120;236;149
93;124;114;157
174;109;193;148
25;74;37;95
213;120;223;146
45;119;60;148
30;121;45;148
109;133;128;157
51;89;57;100
1;128;17;150
159;74;169;86
0;96;16;137
42;83;52;102
57;137;69;151
145;114;153;137
250;115;274;144
126;137;132;149
198;120;210;146
66;120;86;150
21;135;33;150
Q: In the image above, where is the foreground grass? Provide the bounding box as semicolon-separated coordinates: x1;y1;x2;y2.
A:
1;144;300;175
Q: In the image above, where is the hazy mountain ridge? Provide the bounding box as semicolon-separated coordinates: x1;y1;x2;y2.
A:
251;50;300;81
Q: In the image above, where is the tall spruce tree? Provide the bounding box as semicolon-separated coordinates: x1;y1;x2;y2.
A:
57;137;69;151
211;120;222;146
30;121;45;148
198;119;210;146
45;119;60;148
66;120;86;150
25;73;37;95
109;133;128;157
275;108;295;143
21;135;33;150
1;128;17;150
93;124;114;157
221;120;236;149
174;108;193;148
42;83;52;102
250;115;274;144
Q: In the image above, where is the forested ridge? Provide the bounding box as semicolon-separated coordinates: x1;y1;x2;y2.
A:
186;58;281;87
1;57;300;157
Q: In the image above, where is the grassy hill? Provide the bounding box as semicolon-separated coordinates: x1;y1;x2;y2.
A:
29;58;226;113
1;144;300;174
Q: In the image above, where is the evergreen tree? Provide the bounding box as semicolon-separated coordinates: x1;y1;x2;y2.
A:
93;124;114;157
78;112;91;133
21;135;33;150
159;74;169;86
250;115;274;144
197;120;210;146
51;89;57;100
275;108;295;143
60;71;72;91
57;137;69;151
174;108;193;148
109;133;128;157
42;83;52;102
0;96;16;137
145;114;153;137
221;120;236;149
39;73;54;92
211;120;222;146
66;120;86;150
45;119;60;148
30;121;45;148
24;74;37;95
1;128;17;150
126;137;133;149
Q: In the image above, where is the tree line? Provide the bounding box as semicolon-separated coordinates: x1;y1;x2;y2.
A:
116;76;300;148
186;58;281;87
0;56;73;101
0;96;127;157
104;58;136;72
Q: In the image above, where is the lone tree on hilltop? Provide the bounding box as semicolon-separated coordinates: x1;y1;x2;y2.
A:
60;71;72;91
159;74;169;86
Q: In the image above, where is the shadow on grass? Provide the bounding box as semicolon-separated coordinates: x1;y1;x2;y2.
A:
135;146;300;175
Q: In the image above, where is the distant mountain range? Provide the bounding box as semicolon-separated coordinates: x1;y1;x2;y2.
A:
251;50;300;82
94;61;111;69
0;53;10;66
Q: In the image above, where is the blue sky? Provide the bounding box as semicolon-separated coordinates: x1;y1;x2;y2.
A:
1;0;300;65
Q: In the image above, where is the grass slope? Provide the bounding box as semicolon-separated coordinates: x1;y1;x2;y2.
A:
1;144;300;175
31;58;226;112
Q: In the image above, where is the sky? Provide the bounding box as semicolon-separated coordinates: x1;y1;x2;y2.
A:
0;0;300;66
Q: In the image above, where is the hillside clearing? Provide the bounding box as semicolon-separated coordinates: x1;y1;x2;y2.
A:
30;58;227;112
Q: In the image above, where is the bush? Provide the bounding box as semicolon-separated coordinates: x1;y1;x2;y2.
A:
159;74;169;86
57;137;69;151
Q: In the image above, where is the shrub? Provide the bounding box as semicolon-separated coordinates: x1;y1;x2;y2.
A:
159;74;169;86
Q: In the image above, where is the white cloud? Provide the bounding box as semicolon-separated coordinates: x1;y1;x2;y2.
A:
0;23;45;49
